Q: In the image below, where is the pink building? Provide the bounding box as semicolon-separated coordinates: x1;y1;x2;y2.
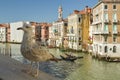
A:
30;22;51;43
40;23;51;42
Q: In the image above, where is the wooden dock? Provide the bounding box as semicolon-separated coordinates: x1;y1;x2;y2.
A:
0;54;59;80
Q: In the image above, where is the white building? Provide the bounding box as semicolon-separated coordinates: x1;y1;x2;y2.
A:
52;20;67;47
49;6;68;47
10;21;30;43
67;10;82;50
92;0;120;56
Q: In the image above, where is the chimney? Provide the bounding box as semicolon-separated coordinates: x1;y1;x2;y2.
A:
85;6;88;13
74;10;79;14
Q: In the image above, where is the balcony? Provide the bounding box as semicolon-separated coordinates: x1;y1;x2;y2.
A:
101;30;109;34
113;31;118;34
112;19;118;24
67;33;75;36
93;30;110;35
104;19;110;24
92;31;101;34
92;20;102;25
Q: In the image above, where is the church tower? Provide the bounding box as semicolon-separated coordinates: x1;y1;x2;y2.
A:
58;5;63;21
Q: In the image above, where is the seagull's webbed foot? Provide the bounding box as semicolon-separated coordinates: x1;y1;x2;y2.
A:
31;71;39;78
31;62;39;77
21;62;33;74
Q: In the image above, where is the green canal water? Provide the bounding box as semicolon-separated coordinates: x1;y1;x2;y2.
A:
0;43;120;80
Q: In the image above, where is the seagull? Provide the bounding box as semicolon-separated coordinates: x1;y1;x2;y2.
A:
17;23;59;77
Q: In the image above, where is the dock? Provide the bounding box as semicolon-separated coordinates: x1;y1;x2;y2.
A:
0;54;59;80
91;53;120;62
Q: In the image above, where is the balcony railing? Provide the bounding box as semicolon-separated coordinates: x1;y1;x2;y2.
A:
67;33;75;36
104;19;110;24
92;20;102;25
92;30;109;35
112;19;118;24
102;31;109;34
113;31;118;34
92;31;101;34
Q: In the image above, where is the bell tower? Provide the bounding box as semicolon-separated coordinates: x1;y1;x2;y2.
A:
58;5;63;21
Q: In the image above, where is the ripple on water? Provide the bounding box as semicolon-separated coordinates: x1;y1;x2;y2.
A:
39;60;83;79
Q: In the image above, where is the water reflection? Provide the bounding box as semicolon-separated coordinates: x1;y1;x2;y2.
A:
0;43;11;56
1;43;120;80
65;54;120;80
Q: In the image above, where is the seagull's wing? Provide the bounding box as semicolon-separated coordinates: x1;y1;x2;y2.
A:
30;43;53;60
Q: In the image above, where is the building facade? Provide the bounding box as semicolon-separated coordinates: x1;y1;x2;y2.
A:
80;6;92;51
40;23;51;42
49;20;68;47
0;25;6;42
67;10;82;50
0;23;10;42
92;0;120;56
10;21;29;43
67;6;92;51
48;6;68;47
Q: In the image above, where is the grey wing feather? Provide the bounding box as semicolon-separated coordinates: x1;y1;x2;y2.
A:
30;43;53;59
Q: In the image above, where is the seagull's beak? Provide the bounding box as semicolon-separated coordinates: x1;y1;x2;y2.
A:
17;27;23;30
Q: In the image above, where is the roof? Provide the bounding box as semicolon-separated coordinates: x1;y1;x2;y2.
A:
30;22;52;27
54;18;68;23
0;23;9;27
69;6;92;16
93;0;120;9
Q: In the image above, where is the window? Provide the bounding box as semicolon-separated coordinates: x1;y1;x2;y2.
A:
64;23;67;26
113;5;116;9
113;46;116;53
79;28;81;34
104;13;108;20
71;26;74;33
78;17;81;22
96;14;99;20
96;25;99;31
99;46;102;52
104;35;108;42
104;5;108;9
113;35;117;42
113;24;117;32
104;24;108;32
113;13;117;20
79;37;81;41
104;46;108;53
46;27;48;30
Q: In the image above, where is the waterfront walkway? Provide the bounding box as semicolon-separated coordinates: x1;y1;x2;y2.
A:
0;54;58;80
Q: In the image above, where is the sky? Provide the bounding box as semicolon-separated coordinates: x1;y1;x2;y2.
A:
0;0;98;23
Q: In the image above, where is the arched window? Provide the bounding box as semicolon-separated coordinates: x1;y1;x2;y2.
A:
104;46;108;53
113;46;116;53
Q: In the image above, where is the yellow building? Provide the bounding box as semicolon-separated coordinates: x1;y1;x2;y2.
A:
81;6;92;51
67;6;92;51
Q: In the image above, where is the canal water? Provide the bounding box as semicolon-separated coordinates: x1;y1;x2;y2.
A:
0;43;120;80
